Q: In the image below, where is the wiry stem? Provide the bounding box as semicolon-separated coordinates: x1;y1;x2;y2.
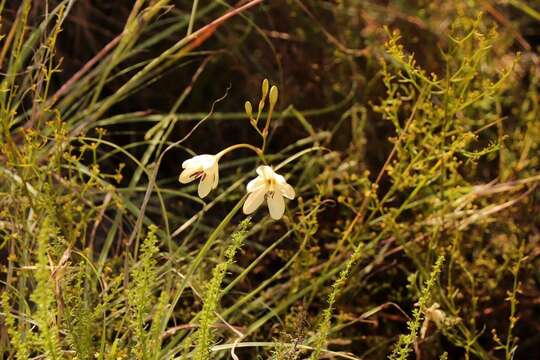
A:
217;143;266;163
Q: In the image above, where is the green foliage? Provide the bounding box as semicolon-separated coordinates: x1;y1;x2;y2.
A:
193;218;250;360
310;242;364;360
128;224;161;359
389;256;444;360
1;292;30;360
31;215;61;359
1;1;539;359
63;262;97;360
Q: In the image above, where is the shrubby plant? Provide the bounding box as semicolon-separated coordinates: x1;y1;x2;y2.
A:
0;1;539;360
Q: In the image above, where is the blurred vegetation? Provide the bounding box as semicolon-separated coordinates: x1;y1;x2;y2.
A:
0;0;539;359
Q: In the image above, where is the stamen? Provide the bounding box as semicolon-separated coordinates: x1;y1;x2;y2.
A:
191;171;205;179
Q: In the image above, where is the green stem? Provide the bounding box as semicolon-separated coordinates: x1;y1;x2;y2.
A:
508;0;540;21
187;0;200;35
161;197;246;334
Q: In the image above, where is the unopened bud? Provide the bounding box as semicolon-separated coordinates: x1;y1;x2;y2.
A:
244;101;253;118
269;85;278;107
261;79;269;100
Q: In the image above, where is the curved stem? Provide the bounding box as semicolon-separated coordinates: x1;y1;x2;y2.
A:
217;143;265;163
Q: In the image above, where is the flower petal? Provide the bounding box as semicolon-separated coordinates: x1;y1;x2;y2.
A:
256;165;274;179
182;154;215;169
179;167;198;184
267;192;285;220
199;155;217;170
243;188;266;215
198;173;213;198
182;155;202;169
274;173;286;184
278;182;295;199
255;165;266;177
211;165;219;189
246;176;265;193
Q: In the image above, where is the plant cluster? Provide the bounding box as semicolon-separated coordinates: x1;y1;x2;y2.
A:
1;1;539;359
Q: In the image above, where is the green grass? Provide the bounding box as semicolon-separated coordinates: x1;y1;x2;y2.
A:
1;1;539;359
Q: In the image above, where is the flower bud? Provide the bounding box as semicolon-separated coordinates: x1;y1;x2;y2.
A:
269;85;278;107
261;78;269;100
244;101;253;118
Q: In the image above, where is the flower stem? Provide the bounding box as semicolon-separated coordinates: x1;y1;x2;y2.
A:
261;103;275;153
217;143;265;162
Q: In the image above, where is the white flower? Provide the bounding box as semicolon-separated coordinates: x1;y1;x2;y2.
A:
243;165;295;220
178;154;219;198
420;303;447;339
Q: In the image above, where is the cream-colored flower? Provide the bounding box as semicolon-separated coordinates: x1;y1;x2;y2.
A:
178;154;219;198
421;302;447;339
243;165;295;220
